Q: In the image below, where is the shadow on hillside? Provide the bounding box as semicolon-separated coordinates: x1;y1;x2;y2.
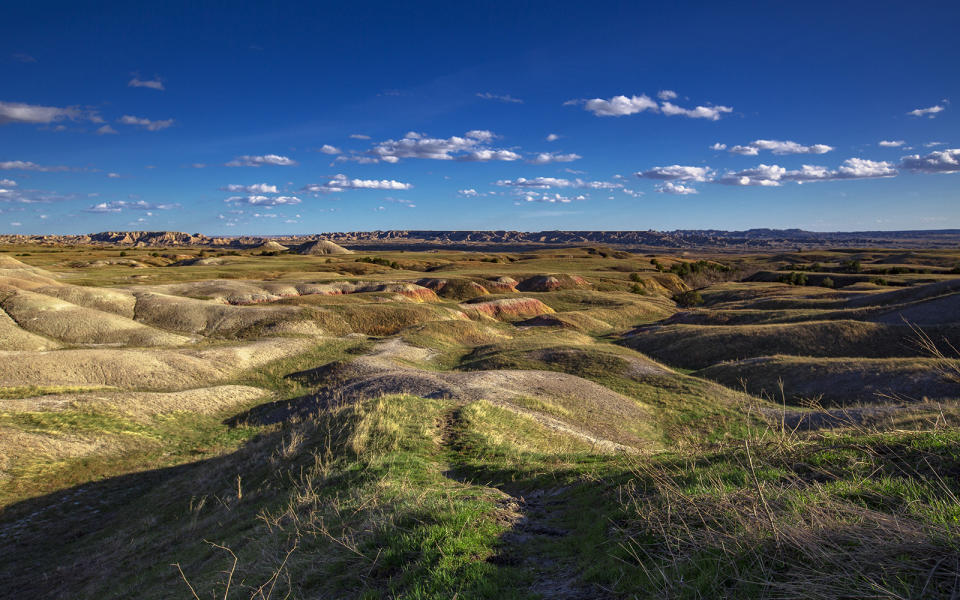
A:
0;429;285;599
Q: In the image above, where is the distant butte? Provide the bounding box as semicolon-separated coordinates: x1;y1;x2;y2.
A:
1;229;959;250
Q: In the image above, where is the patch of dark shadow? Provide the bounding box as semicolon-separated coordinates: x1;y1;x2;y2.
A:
283;360;351;386
234;372;459;426
763;404;923;431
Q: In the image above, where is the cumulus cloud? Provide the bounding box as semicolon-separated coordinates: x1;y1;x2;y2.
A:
878;140;905;147
546;133;560;142
0;160;71;172
496;177;573;189
636;165;713;182
575;94;659;117
716;164;787;186
718;158;897;186
660;102;732;121
349;134;371;140
107;172;121;178
657;90;678;101
96;125;118;135
515;191;585;203
221;183;279;193
495;177;624;191
656;182;698;195
528;152;581;164
908;104;945;118
710;143;727;151
900;148;960;174
459;149;522;162
319;144;341;155
224;195;302;206
366;130;518;162
226;154;298;167
85;200;178;212
0;101;101;126
729;139;833;155
302;174;413;193
458;189;479;197
128;76;164;91
476;92;523;104
118;115;174;131
0;179;17;187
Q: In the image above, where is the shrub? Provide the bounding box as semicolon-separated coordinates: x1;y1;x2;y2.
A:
842;259;862;273
672;290;703;307
778;271;808;286
821;277;835;288
629;272;642;282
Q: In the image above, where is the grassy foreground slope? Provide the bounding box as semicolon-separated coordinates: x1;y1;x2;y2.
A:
0;244;959;598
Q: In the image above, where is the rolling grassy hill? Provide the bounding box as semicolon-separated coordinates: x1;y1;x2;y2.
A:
1;244;958;598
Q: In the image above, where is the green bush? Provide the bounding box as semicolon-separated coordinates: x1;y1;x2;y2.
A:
672;290;703;307
778;271;808;286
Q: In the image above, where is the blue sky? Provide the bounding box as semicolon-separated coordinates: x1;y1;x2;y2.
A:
1;0;958;234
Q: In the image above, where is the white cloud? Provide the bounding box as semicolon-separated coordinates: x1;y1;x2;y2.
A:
528;152;581;164
226;154;298;167
128;76;164;91
516;191;582;203
908;104;945;118
710;143;727;151
636;165;713;182
0;179;16;187
366;130;518;162
302;174;413;193
0;160;70;172
221;183;279;193
85;200;178;212
497;177;572;189
9;222;21;227
224;195;302;206
495;177;623;191
878;140;905;147
719;158;897;185
118;115;174;131
717;164;787;186
12;53;36;63
107;172;121;178
729;139;833;155
577;94;659;117
96;125;118;135
833;158;898;179
0;101;100;125
458;189;479;197
660;102;732;121
459;149;522;162
656;182;698;195
900;148;960;174
476;92;523;104
546;133;561;142
657;90;678;101
319;144;341;155
349;134;371;140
